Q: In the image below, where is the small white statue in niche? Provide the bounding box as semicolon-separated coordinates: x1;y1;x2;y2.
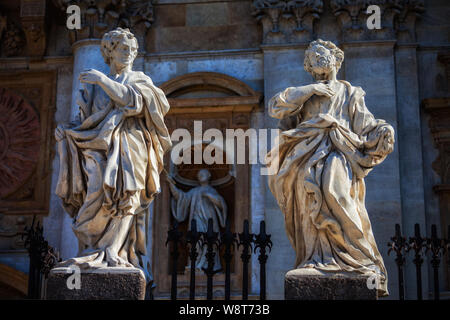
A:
167;169;228;272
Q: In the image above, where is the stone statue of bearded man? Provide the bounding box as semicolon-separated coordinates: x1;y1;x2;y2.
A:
266;39;395;297
54;28;171;287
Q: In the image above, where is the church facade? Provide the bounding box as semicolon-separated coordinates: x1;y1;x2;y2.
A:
0;0;449;299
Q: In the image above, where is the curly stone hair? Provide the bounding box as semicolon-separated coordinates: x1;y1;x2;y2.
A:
100;27;138;65
303;39;344;76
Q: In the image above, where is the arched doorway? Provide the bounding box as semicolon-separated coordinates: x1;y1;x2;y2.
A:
152;72;262;299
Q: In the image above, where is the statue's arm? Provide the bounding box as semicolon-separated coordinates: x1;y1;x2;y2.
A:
79;69;133;107
351;90;395;158
269;84;335;119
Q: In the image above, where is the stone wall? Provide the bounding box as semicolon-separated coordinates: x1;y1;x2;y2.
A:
0;0;448;299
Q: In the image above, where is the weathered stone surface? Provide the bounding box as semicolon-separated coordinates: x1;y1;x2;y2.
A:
46;267;146;300
285;269;377;300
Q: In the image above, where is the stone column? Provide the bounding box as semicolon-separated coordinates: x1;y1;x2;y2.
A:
395;43;429;300
252;0;325;299
342;41;402;299
262;46;308;299
393;1;428;299
69;39;108;122
54;39;110;261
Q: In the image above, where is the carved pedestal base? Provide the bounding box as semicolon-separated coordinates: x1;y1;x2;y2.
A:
285;268;377;300
46;267;146;300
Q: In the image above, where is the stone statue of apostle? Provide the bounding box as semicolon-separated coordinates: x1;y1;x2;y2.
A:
265;39;395;297
167;169;227;271
54;28;172;287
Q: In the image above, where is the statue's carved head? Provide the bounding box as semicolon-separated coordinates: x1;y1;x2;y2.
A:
304;39;344;80
101;27;138;67
197;169;211;184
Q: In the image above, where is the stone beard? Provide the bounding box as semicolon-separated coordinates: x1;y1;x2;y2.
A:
266;39;395;297
54;28;172;287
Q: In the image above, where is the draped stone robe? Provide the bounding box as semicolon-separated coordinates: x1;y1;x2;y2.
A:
171;184;227;271
266;80;394;296
55;71;172;285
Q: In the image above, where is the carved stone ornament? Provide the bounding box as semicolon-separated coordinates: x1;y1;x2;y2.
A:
0;88;40;199
20;0;47;57
252;0;323;44
53;0;154;44
2;23;26;57
330;0;424;42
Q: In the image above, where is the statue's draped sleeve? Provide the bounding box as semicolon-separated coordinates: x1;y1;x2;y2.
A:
268;87;305;131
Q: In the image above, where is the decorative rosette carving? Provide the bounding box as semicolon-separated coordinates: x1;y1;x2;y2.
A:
0;88;40;199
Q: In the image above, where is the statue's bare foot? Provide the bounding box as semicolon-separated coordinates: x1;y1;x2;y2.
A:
105;248;133;268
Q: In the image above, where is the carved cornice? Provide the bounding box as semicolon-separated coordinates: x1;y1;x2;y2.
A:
330;0;424;43
423;98;450;184
252;0;323;44
52;0;154;44
251;0;424;45
20;0;47;58
0;0;46;58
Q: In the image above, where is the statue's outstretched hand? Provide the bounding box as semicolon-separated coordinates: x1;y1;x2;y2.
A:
79;69;106;85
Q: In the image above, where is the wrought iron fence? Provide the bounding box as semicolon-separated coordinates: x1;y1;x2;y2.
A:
23;216;60;299
0;215;60;299
388;223;450;300
166;218;272;300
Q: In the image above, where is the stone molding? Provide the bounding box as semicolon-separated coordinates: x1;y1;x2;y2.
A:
423;97;450;260
0;0;47;58
160;72;263;114
331;0;424;43
423;97;450;183
20;0;47;58
0;263;28;295
52;0;154;45
251;0;424;45
252;0;323;45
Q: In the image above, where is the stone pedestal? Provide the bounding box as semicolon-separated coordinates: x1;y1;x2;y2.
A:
46;267;146;300
285;268;377;300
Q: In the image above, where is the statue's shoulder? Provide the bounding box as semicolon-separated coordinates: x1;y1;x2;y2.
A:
340;80;366;98
130;71;154;85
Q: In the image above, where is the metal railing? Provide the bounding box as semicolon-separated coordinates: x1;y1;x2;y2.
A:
166;218;272;300
388;223;450;300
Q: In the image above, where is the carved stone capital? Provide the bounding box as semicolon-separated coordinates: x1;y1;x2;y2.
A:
252;0;323;44
330;0;424;42
20;0;47;58
53;0;154;45
395;0;424;43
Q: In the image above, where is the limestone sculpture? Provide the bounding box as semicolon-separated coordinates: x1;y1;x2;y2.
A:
167;169;227;271
265;39;395;297
54;28;171;288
